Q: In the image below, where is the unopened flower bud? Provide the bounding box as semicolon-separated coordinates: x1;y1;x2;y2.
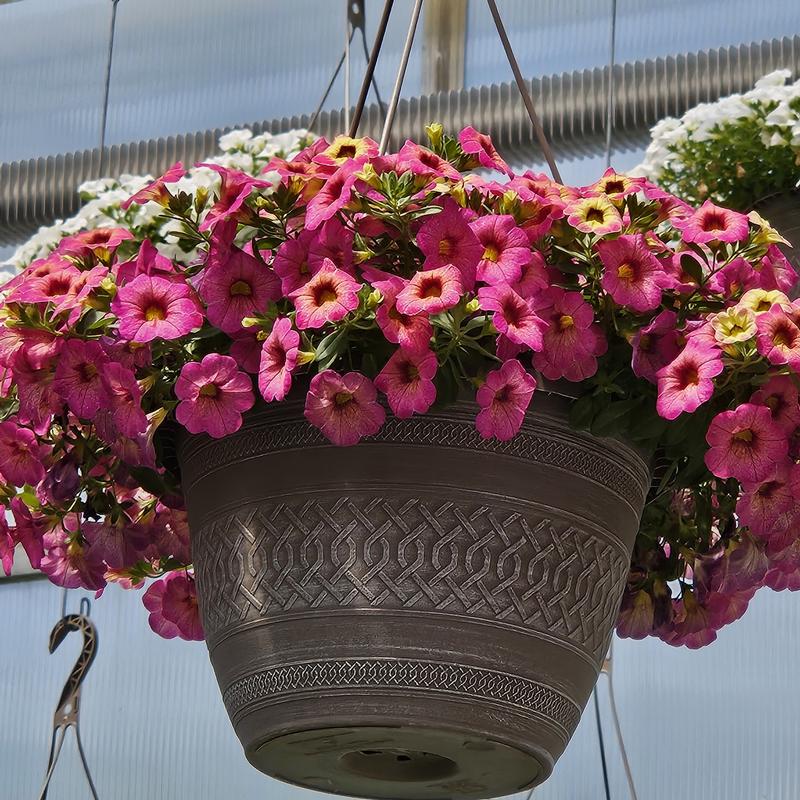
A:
465;298;481;314
296;350;316;365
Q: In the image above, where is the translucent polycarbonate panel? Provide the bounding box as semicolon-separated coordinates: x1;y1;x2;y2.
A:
1;578;798;800
0;0;113;162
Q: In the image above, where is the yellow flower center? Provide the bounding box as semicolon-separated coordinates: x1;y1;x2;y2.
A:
230;280;252;297
617;263;635;280
558;314;574;330
438;238;453;258
483;245;500;263
199;383;219;398
145;305;166;321
733;428;754;444
334;391;353;406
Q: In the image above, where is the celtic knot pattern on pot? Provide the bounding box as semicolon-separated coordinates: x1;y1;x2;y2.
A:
222;659;582;738
193;495;630;661
180;415;647;505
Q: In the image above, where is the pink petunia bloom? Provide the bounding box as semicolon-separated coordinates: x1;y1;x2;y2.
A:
39;455;80;505
96;363;148;439
516;188;563;241
0;422;49;486
374;278;432;352
597;233;667;312
582;168;646;200
115;239;176;285
755;305;800;371
475;359;537;441
258;317;300;402
304;370;385;446
458;127;512;175
112;274;204;342
705;589;756;630
661;592;717;649
11;348;61;435
10;497;46;569
750;375;800;433
121;162;185;208
144;503;192;565
40;519;107;591
0;326;59;370
416;199;482;289
655;343;722;420
197;164;269;232
142;571;204;641
471;215;532;285
200;246;280;335
395;266;463;316
631;309;682;383
615;589;655;640
532;288;606;381
478;284;545;351
705;403;788;483
754;245;796;293
511;251;549;298
737;465;800;539
272;229;317;295
396;140;462;180
764;538;800;591
290;259;361;329
0;510;13;577
53;339;111;418
175;354;255;438
229;333;262;374
676;200;750;244
57;228;133;260
307;217;355;274
374;348;437;419
83;518;147;571
304;162;360;230
565;195;623;236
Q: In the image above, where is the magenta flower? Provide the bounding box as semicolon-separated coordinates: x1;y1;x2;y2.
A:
97;363;148;439
416;200;482;289
53;339;111;418
272;229;317;295
197;164;268;232
396;140;462;180
755;306;800;371
229;333;262;374
478;284;545;351
121;161;184;208
115;239;176;285
615;589;655;640
258;318;300;402
737;465;799;540
305;162;360;230
200;246;280;335
583;168;646;201
597;234;667;312
395;266;463;316
0;510;13;577
705;403;788;483
142;572;204;641
676;200;750;244
374;278;433;352
10;497;46;569
304;370;385;446
112;274;203;343
471;215;532;285
565;196;623;236
175;354;255;438
655;343;722;420
374;348;437;419
290;259;361;329
475;360;536;441
662;592;716;649
307;217;355;274
40;520;106;591
631;309;682;383
458;127;512;175
511;251;549;298
750;375;800;433
0;422;49;486
57;228;133;260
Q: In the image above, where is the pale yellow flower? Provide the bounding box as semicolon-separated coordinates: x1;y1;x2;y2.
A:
738;288;791;315
711;307;757;344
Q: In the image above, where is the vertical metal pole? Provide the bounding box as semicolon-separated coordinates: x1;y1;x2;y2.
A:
604;0;618;168
378;0;424;154
98;0;120;176
344;0;352;132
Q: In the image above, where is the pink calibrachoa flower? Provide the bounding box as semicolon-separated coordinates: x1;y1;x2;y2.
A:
10;496;46;569
396;140;462;180
304;162;360;230
471;215;532;285
565;195;622;235
318;135;378;165
676;200;750;244
416;199;482;289
374;348;437;419
582;168;645;200
258;317;300;402
57;228;134;260
53;339;111;418
631;309;682;383
290;259;361;329
705;403;788;483
662;591;717;649
121;161;184;209
755;305;800;371
0;511;13;577
615;589;655;640
175;354;255;438
750;375;800;433
597;234;667;312
478;284;545;351
272;228;317;295
142;571;204;641
395;266;463;316
458;127;512;175
197;164;268;232
307;217;355;274
0;422;49;486
97;363;148;439
304;370;385;446
374;278;432;352
475;360;536;441
532;288;606;381
200;246;280;335
115;238;176;285
40;519;107;591
112;274;203;343
229;333;262;374
737;465;800;540
655;343;723;420
511;251;549;298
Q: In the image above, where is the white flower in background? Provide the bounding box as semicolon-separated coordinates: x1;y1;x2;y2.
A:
2;128;313;271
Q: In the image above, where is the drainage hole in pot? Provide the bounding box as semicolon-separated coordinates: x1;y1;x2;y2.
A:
340;749;458;782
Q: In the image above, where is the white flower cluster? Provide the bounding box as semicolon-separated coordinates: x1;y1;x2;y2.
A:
633;69;800;181
2;128;313;272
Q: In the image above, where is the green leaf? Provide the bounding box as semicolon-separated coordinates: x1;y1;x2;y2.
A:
315;329;348;370
568;394;596;431
127;466;170;497
590;399;640;437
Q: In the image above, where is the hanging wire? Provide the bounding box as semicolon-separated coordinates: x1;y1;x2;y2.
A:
308;28;355;132
603;0;618;168
594;687;612;800
344;0;352;131
485;0;562;183
98;0;120;176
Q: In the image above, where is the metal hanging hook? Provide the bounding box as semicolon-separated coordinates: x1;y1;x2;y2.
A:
38;603;100;800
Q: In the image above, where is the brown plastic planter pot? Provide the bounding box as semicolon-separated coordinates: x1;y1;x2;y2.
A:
178;391;650;800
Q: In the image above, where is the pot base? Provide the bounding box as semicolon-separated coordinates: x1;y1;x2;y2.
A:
251;725;542;800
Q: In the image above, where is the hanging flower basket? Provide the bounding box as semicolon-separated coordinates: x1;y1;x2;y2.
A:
753;190;800;273
2;124;799;799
